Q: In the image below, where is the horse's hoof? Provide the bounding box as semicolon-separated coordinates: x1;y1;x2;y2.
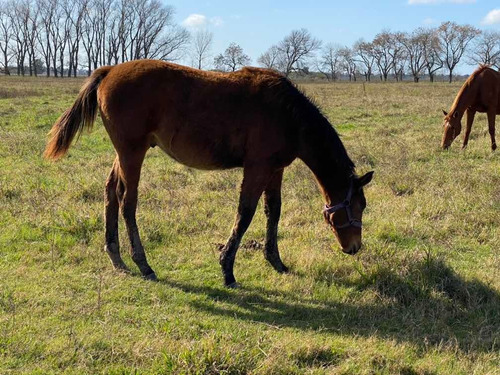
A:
270;261;289;273
226;282;240;289
143;272;158;281
278;265;290;274
492;144;497;151
113;263;131;274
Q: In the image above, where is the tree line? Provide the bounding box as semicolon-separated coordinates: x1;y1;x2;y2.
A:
0;0;189;76
256;24;499;83
0;0;499;82
198;24;498;83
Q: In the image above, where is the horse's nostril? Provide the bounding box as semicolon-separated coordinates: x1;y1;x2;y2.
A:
352;243;362;254
343;243;361;255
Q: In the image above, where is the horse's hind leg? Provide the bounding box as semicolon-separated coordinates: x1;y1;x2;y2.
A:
118;146;157;280
104;156;129;272
263;169;288;273
220;166;275;287
487;109;497;151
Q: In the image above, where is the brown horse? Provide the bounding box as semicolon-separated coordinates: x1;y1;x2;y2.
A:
441;65;500;150
44;59;373;287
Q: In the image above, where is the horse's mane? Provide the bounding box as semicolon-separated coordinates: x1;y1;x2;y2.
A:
258;71;355;175
447;65;492;118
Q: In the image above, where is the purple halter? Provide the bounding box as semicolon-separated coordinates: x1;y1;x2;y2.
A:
323;180;362;230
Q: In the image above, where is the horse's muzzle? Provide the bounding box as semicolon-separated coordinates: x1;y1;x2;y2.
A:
342;242;362;255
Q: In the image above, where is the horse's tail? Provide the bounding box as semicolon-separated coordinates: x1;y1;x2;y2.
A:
44;66;113;160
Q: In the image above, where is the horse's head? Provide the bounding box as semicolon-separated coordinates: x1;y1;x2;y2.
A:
323;171;373;255
441;109;462;149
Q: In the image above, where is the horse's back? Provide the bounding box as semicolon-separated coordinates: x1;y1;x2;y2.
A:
97;60;298;170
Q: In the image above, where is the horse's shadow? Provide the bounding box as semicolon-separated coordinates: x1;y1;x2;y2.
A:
159;257;499;353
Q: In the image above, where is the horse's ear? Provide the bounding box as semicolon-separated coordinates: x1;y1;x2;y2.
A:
357;171;374;188
452;111;459;118
442;109;448;116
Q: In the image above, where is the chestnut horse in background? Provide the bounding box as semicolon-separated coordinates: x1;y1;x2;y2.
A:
441;65;500;150
45;60;373;287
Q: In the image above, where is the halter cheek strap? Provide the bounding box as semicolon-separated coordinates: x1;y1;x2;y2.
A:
323;180;362;229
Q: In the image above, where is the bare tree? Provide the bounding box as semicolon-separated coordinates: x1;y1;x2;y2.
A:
36;0;56;76
117;0;133;63
90;0;113;69
106;8;121;65
6;0;39;75
353;39;376;81
372;31;393;81
214;42;250;72
25;1;39;76
135;0;167;59
438;21;480;83
0;1;13;74
191;29;213;70
258;45;283;71
275;28;321;77
401;29;427;82
55;0;74;77
9;0;32;75
469;30;500;70
66;0;87;76
118;0;188;62
148;27;189;61
339;47;357;81
388;32;406;81
81;0;107;75
316;43;341;81
421;28;443;82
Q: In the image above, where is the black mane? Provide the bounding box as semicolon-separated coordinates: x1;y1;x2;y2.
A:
267;76;355;176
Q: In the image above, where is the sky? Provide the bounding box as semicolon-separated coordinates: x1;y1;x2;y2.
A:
167;0;500;74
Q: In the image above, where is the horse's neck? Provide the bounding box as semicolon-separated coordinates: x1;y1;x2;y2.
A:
298;123;352;205
452;78;478;118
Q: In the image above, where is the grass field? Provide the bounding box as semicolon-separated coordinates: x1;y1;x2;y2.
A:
0;75;499;374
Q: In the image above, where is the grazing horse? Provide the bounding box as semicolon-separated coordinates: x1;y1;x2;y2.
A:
45;60;373;287
441;65;500;150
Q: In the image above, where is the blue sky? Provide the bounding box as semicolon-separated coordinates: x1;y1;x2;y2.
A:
168;0;500;74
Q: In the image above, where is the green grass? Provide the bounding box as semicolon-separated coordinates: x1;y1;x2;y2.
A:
0;76;499;374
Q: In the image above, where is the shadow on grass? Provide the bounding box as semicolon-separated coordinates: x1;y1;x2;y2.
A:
159;257;499;354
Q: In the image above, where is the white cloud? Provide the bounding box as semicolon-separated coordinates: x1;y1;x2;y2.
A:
210;16;224;27
409;0;476;4
182;14;207;28
181;14;224;28
481;9;500;25
423;17;437;25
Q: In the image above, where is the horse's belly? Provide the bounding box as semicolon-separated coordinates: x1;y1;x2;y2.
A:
152;132;243;170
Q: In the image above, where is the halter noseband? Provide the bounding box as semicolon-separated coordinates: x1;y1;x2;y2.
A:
323;180;362;230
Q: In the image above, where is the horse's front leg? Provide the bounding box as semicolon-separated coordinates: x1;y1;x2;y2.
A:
263;169;289;273
462;109;475;149
487;109;497;151
220;166;275;288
